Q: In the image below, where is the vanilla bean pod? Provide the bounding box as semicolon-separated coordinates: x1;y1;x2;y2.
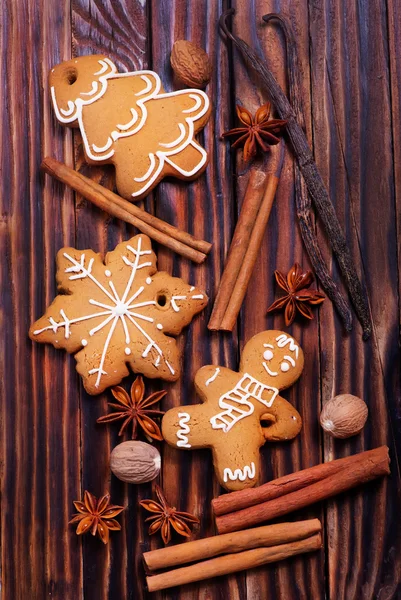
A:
263;13;353;331
219;9;371;339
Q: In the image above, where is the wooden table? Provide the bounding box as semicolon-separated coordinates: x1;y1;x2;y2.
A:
1;1;401;598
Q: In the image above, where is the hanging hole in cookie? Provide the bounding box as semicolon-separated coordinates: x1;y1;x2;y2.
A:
65;68;78;85
260;414;276;429
156;292;169;308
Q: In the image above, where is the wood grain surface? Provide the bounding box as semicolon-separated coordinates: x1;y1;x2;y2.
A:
1;0;400;599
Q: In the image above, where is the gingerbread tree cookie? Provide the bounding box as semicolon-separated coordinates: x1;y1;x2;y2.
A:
162;331;303;491
49;55;211;201
29;234;207;395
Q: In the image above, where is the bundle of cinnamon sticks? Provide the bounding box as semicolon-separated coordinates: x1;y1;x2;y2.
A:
143;519;321;592
212;446;390;534
208;146;283;331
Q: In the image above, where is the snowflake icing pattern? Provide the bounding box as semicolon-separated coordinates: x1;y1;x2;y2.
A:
29;235;207;395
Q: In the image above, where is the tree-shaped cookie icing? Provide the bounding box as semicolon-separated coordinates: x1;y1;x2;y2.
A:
49;55;211;201
162;331;303;491
29;234;207;395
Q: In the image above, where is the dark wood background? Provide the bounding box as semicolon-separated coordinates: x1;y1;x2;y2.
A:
1;0;401;598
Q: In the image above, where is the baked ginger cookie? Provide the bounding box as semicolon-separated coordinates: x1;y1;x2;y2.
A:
29;234;207;395
49;55;211;201
162;331;303;491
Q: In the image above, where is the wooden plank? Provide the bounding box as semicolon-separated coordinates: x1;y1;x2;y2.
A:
2;1;401;598
231;2;325;599
387;0;401;439
309;0;401;598
149;0;238;598
0;0;82;598
71;2;149;599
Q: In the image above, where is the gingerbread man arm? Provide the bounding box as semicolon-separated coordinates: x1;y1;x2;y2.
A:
161;367;238;449
259;394;302;441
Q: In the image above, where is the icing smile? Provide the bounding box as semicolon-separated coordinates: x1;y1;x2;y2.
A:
263;361;279;377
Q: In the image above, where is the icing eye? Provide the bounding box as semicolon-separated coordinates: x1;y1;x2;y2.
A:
263;349;274;361
280;362;290;372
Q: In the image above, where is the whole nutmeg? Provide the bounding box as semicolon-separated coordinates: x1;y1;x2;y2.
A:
320;394;368;439
110;441;161;484
170;40;212;88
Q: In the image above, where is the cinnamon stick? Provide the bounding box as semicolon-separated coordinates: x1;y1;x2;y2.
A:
146;533;321;592
41;157;211;263
212;446;388;516
208;168;268;330
215;446;390;534
143;519;321;572
219;172;280;330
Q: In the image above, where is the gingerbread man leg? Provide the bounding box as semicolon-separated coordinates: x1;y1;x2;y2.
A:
211;440;262;491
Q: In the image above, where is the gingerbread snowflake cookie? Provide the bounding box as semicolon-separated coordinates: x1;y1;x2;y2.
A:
49;55;211;201
162;331;303;491
29;234;207;395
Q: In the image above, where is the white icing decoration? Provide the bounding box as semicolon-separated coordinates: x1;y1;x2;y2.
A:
125;347;131;355
94;60;109;75
189;286;195;291
32;236;179;389
60;100;76;117
205;367;220;386
146;277;152;284
191;294;204;299
223;462;256;483
117;108;138;131
159;123;186;148
275;334;299;359
92;137;113;153
165;360;175;375
156;323;163;330
134;153;156;182
284;355;296;366
105;270;111;277
135;74;154;96
51;62;210;197
280;362;290;372
183;93;202;113
210;374;279;433
263;349;273;361
263;363;278;377
81;339;88;346
176;412;191;448
80;81;99;96
171;295;187;312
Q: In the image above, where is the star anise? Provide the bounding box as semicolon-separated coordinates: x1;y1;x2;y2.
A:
266;263;325;326
69;490;124;544
97;376;166;440
139;485;199;545
222;102;287;162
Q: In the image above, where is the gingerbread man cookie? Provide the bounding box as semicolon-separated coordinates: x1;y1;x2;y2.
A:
29;234;207;395
162;331;303;491
49;55;211;201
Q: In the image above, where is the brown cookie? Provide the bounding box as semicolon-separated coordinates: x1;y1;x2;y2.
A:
162;330;303;491
49;55;211;201
29;234;207;395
